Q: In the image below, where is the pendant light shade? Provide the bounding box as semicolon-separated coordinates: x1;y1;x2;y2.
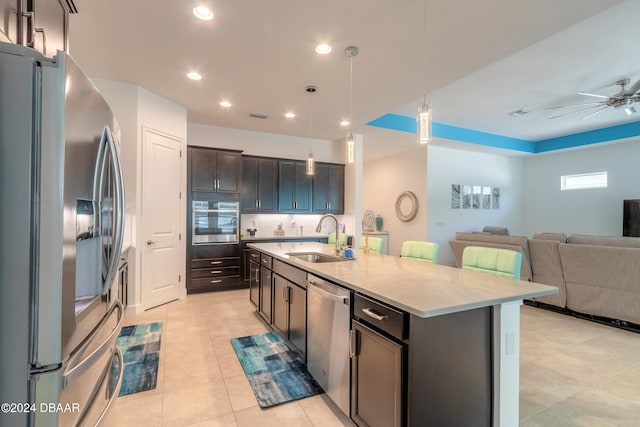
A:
417;101;432;144
346;130;355;164
345;46;358;163
306;85;316;175
306;151;315;175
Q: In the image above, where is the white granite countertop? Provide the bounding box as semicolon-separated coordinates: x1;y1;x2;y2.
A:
241;234;329;241
247;241;558;318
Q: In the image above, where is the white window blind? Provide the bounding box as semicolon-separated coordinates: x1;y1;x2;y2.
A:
560;172;607;191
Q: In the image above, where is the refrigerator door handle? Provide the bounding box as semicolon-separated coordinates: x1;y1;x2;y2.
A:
63;300;123;388
93;126;109;243
101;126;125;294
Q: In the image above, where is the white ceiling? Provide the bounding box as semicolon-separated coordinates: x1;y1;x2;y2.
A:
67;0;639;161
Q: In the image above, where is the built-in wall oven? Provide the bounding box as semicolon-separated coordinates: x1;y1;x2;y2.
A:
192;200;240;244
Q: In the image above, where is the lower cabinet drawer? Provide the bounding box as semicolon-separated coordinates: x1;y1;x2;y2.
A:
191;266;240;279
354;293;408;340
191;257;239;269
190;275;240;290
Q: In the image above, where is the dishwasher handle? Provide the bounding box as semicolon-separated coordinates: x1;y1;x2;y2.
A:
308;280;350;305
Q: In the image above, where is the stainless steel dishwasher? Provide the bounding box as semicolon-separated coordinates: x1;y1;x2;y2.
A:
306;274;352;416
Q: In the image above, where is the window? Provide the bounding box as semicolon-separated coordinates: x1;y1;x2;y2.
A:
560;172;607;191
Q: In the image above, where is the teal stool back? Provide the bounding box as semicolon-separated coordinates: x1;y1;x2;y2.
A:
359;236;384;254
400;241;439;264
462;246;522;280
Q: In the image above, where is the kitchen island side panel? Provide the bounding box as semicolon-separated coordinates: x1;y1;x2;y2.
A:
408;307;492;427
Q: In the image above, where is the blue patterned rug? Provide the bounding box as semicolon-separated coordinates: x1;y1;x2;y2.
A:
115;322;162;396
230;332;322;408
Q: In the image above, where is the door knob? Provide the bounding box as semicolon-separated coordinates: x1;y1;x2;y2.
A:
146;240;157;245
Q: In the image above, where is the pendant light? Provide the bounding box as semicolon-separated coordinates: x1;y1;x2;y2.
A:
417;0;432;144
345;46;358;163
344;46;358;163
306;85;316;175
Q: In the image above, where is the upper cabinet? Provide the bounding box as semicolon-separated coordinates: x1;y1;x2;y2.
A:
312;163;344;214
241;156;277;212
2;0;70;57
278;160;311;213
28;0;69;57
238;155;344;215
1;0;20;43
189;147;241;193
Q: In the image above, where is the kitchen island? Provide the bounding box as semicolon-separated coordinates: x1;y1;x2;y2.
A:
248;241;557;427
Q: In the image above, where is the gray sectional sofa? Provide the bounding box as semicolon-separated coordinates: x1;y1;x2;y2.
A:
558;234;640;325
449;231;640;326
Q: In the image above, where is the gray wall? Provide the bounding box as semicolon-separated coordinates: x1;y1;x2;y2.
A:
426;145;524;266
522;138;640;237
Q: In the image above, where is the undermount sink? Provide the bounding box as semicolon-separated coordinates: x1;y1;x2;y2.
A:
286;252;347;263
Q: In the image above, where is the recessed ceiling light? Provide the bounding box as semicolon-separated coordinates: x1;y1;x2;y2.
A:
340;120;350;127
220;101;232;108
285;112;296;119
315;43;332;55
193;6;214;21
187;71;202;81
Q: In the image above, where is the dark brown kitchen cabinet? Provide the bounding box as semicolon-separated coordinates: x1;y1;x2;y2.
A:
272;274;306;358
312;163;345;214
188;257;240;293
190;147;241;193
272;259;307;358
278;160;311;213
351;319;405;427
248;253;260;308
241;156;277;212
258;254;273;323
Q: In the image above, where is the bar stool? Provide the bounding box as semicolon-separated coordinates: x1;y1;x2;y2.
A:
359;236;385;254
461;246;522;280
400;241;439;264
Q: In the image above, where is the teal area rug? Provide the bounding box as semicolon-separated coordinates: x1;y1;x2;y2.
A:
115;322;162;396
230;332;322;408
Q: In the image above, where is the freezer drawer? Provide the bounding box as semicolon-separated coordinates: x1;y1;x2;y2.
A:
59;301;122;426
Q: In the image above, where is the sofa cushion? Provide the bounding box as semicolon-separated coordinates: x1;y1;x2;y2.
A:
567;234;640;248
559;243;640;324
482;226;510;236
531;232;567;242
528;233;566;308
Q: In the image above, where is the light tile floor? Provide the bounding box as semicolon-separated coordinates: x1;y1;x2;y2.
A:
103;290;640;426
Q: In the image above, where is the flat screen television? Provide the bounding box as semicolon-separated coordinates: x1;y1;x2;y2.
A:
623;199;640;237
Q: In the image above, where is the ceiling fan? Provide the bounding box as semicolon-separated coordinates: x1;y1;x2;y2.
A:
546;77;640;120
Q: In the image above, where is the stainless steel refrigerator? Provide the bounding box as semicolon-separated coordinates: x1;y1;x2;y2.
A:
0;42;126;426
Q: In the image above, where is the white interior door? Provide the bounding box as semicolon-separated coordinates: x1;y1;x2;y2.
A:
142;128;182;309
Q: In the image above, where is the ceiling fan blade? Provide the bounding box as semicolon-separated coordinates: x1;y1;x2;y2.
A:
623;79;640;96
545;101;604;110
577;91;610;99
547;104;605;119
581;105;612;120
